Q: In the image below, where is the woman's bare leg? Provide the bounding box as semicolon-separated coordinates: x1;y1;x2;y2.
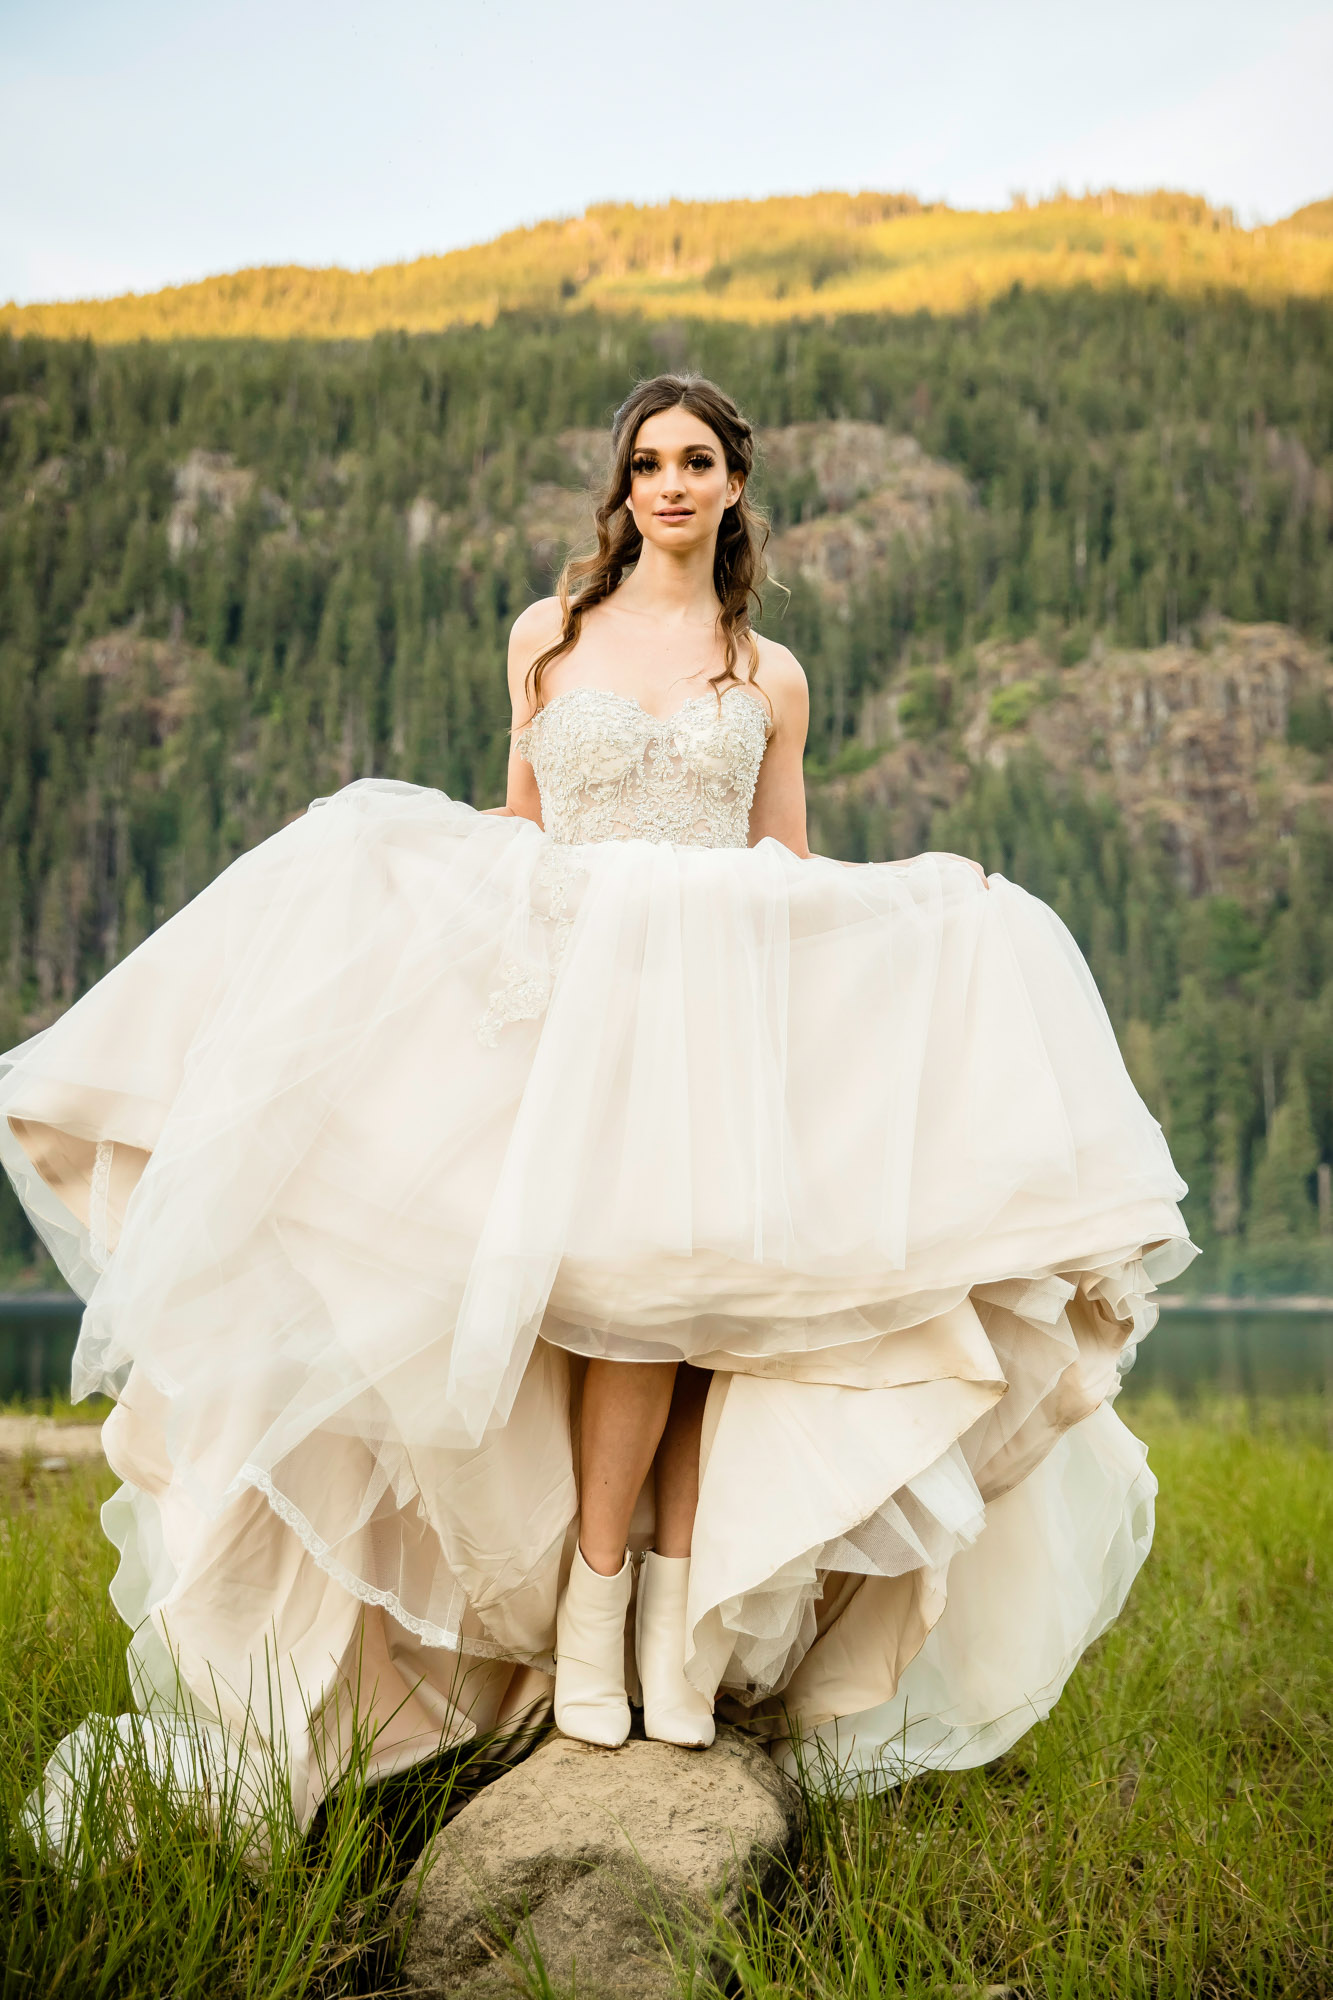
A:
653;1364;711;1558
579;1358;677;1574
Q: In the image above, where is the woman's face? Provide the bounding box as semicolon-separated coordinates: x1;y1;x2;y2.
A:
624;406;743;557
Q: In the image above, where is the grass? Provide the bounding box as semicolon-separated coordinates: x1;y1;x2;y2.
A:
0;1392;113;1427
1;1395;1330;1998
0;1453;523;1997
698;1395;1333;2000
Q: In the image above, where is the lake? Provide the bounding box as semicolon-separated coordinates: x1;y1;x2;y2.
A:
2;1295;1331;1406
0;1295;83;1402
1122;1304;1333;1403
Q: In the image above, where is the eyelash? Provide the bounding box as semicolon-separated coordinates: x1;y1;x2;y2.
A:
632;454;714;473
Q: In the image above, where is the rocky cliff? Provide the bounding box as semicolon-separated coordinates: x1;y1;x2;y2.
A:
815;622;1333;890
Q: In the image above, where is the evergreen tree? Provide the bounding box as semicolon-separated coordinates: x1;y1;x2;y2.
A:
1248;1069;1320;1243
1;289;1331;1278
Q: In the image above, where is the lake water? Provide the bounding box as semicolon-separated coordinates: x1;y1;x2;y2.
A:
1122;1307;1333;1403
0;1295;83;1402
2;1296;1331;1406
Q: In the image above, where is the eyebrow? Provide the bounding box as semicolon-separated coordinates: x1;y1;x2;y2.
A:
630;440;718;454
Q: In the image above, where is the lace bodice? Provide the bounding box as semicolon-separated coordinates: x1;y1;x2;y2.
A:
516;685;770;847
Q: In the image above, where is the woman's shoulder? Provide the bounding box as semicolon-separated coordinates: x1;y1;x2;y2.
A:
749;634;809;725
751;632;805;683
509;595;565;658
506;597;566;720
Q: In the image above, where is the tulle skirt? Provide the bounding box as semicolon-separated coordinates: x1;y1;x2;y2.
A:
0;780;1192;1830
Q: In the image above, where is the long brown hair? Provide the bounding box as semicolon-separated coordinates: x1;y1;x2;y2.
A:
525;374;769;710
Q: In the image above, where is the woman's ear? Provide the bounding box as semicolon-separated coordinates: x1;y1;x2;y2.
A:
726;471;745;508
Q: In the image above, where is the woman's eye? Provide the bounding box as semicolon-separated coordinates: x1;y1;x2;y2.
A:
631;457;656;473
687;455;714;471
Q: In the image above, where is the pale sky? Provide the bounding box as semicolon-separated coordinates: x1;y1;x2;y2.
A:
3;0;1331;306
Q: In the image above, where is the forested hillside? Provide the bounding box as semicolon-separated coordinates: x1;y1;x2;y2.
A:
5;189;1333;342
2;283;1332;1287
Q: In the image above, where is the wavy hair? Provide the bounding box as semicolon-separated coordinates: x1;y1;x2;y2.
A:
525;374;769;709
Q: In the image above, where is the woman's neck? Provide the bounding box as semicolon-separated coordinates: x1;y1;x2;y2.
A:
610;539;720;626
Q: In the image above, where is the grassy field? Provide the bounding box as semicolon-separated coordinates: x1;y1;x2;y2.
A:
1;1396;1330;1998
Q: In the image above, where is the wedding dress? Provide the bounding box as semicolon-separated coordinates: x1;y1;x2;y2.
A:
1;681;1193;1837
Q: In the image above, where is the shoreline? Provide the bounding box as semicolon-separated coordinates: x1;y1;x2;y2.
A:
4;1290;1333;1316
1156;1293;1333;1314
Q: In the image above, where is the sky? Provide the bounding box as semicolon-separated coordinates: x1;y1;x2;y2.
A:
3;0;1332;306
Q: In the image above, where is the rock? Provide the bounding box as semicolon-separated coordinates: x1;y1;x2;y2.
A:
166;449;292;558
761;426;974;602
167;450;258;557
552;428;613;484
520;482;597;576
960;621;1333;894
394;1724;801;1999
761;420;934;512
406;495;449;551
73;634;240;748
812;618;1333;900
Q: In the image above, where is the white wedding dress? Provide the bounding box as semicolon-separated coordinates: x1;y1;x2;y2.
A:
1;682;1193;1836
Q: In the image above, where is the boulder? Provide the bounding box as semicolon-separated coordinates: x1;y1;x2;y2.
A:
394;1724;802;1999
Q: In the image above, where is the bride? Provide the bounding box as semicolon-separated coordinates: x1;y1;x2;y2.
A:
1;374;1192;1830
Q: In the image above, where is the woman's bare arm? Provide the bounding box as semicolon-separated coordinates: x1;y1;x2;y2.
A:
480;598;563;824
750;642;986;883
746;643;812;856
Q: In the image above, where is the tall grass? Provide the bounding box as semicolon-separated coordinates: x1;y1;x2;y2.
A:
1;1397;1329;1996
0;1457;506;1997
701;1396;1333;2000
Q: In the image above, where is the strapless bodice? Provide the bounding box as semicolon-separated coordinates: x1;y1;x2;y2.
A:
516;684;769;847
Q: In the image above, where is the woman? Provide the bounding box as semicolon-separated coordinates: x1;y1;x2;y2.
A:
3;375;1192;1832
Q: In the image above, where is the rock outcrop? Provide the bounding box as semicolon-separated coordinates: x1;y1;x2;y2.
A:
963;622;1333;892
394;1726;801;2000
513;419;971;593
167;449;292;557
818;621;1333;895
763;423;972;600
74;633;239;745
520;482;598;576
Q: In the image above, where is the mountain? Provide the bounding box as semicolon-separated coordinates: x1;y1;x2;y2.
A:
4;189;1333;343
1280;199;1333;237
2;289;1332;1286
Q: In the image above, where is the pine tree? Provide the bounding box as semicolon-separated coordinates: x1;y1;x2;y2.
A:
1248;1068;1320;1243
2;292;1332;1274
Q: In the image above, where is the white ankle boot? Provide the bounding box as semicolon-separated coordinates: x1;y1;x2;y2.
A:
636;1552;716;1748
554;1545;632;1747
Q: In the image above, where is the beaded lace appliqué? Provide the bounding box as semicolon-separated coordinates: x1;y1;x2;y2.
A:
87;1139;115;1272
476;686;769;1046
516;686;769;849
476;843;584;1047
